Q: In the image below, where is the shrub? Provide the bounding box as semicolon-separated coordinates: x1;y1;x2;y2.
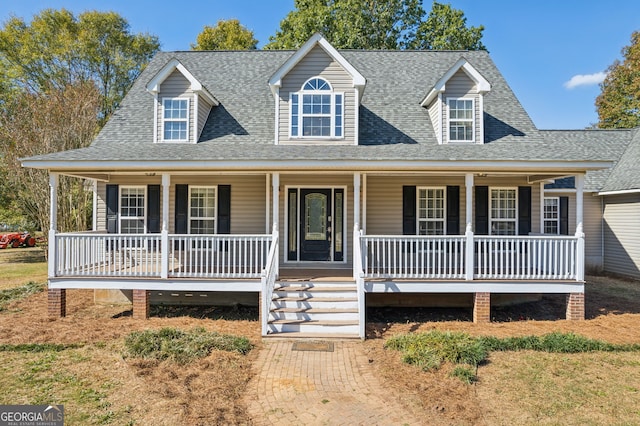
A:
123;327;252;364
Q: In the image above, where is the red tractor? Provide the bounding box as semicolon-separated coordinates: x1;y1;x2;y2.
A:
0;232;37;249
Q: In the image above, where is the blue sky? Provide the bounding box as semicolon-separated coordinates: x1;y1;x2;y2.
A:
1;1;638;129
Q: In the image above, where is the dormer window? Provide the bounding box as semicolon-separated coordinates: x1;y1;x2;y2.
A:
162;98;189;141
290;77;343;139
447;98;474;142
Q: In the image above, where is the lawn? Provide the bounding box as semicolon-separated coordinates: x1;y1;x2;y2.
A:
0;248;639;424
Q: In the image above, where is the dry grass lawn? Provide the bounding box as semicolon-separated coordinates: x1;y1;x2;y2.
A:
1;246;640;424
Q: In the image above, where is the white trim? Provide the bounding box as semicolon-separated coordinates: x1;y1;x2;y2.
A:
161;97;190;143
92;179;98;231
354;87;360;145
49;278;261;292
421;58;491;107
446;97;475;143
283;185;348;264
268;33;366;98
289;80;345;140
543;196;561;235
193;93;199;142
362;173;367;232
598;188;640;196
365;280;583;294
478;93;485;144
274;88;280;144
152;93;159;144
539;182;544;235
146;58;218;105
437;93;443;145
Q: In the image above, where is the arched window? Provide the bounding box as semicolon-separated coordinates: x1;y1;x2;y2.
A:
290;77;343;138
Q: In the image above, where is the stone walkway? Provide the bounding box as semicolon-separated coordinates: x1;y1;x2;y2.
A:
246;340;421;425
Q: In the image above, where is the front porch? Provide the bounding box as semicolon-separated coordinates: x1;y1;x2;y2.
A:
47;229;586;338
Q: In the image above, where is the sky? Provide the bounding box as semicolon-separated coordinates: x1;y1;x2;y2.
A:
1;0;638;130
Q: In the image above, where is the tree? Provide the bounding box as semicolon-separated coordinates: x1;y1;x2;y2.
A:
596;31;640;128
265;0;485;51
192;19;258;50
0;9;159;121
409;2;485;50
0;81;100;234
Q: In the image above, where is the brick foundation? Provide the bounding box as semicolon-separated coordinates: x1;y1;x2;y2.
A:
132;290;150;320
473;292;491;323
566;292;585;321
48;289;66;318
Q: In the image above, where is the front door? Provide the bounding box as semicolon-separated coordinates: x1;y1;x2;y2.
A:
300;189;332;261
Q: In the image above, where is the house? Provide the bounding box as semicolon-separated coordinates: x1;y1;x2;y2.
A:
23;33;626;339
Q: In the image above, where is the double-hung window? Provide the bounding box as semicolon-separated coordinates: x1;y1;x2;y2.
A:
189;186;216;234
162;98;189;141
417;187;445;235
448;98;474;142
543;197;560;234
290;77;343;138
119;186;146;234
490;188;517;235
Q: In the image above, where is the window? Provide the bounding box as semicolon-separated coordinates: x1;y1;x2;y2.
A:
162;98;188;141
418;188;445;235
543;197;560;234
290;77;343;138
490;188;516;235
448;98;474;142
189;187;216;234
120;187;146;233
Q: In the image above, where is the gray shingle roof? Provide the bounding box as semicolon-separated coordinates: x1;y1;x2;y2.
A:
22;49;633;174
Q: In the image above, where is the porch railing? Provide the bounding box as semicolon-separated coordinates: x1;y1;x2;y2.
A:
53;232;274;279
261;227;279;336
360;234;581;281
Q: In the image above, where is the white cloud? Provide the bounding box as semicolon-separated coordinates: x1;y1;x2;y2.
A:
564;72;607;89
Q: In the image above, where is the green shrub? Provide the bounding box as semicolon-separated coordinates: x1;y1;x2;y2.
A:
123;327;252;364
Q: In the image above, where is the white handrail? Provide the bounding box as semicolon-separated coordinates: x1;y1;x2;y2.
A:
261;227;279;336
353;227;366;340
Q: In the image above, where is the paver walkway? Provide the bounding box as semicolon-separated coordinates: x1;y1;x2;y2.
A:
246;340;421;425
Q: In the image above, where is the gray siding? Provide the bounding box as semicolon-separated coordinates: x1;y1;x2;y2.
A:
278;45;356;145
428;97;441;144
197;96;213;140
442;69;481;143
584;193;603;271
603;193;640;278
95;175;266;235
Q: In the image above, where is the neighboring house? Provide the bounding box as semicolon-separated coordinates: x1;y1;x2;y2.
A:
24;33;631;338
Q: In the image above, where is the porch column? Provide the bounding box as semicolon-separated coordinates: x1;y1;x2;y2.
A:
575;174;585;282
161;173;170;279
48;173;58;279
354;173;361;230
132;289;150;319
465;173;474;281
272;173;280;275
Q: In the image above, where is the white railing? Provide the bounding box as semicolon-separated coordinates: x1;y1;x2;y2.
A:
53;232;274;279
353;227;365;339
361;235;467;279
474;235;578;280
168;234;272;278
54;233;162;277
261;227;279;336
360;234;580;281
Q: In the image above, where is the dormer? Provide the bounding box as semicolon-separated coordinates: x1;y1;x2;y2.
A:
269;33;366;145
146;59;218;144
421;58;490;145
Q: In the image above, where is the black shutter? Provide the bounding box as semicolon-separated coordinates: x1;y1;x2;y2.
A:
106;184;119;233
518;186;532;235
475;186;489;235
446;186;460;235
147;185;160;233
559;196;569;235
175;184;188;234
402;186;416;235
218;185;231;234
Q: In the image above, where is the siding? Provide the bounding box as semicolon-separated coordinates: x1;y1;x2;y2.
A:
428;96;442;145
197;95;212;140
279;175;353;265
158;70;195;143
95;175;267;235
584;193;603;271
278;45;355;145
442;69;481;143
366;175;538;235
603;193;640;278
